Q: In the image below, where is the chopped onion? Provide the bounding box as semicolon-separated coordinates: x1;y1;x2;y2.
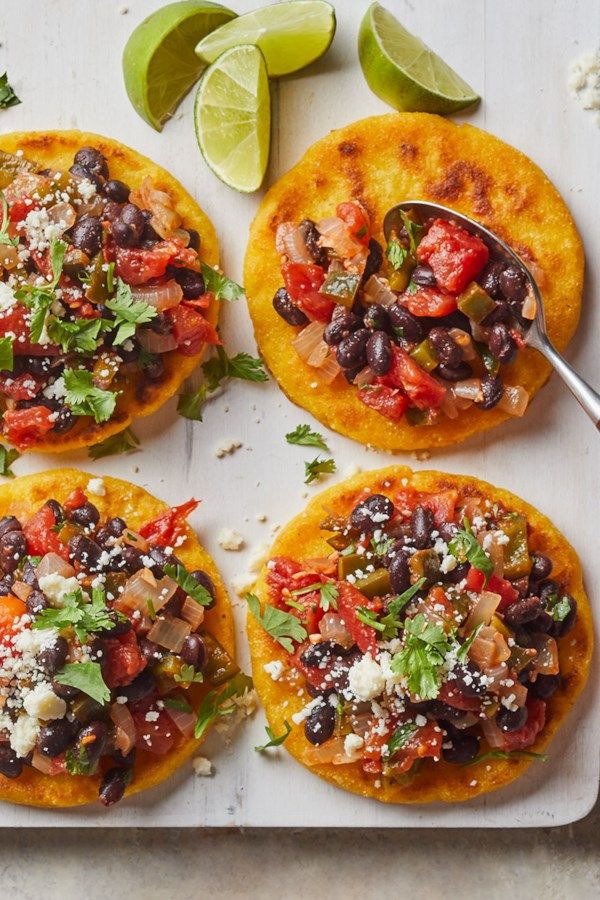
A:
164;699;196;738
480;715;506;749
316;216;360;259
31;750;55;775
47;202;76;231
440;389;459;420
132;280;183;312
354;366;375;388
532;635;559;675
79;195;106;217
469;321;489;342
498;680;528;709
349;710;373;738
293;321;325;362
521;290;537;320
498;385;529;417
275;222;312;264
180;595;205;631
467;622;507;667
307;339;329;368
448;328;477;360
116;568;169;615
304;735;347;765
482;662;511;693
10;581;32;602
172;227;191;246
147;615;191;653
451;712;479;730
110;702;137;755
315;353;341;384
453;379;483;402
483;531;506;577
319;612;354;649
4;173;51;204
362;274;397;307
35;552;75;580
138;328;178;354
121;530;149;552
130;176;181;239
526;260;547;289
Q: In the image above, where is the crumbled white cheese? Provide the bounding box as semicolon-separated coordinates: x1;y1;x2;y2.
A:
263;660;284;681
86;477;106;497
291;697;321;725
38;573;82;607
569;48;600;124
23;683;67;721
9;714;39;758
344;464;362;478
217;528;245;551
77;179;97;202
343;733;364;758
42;376;66;401
192;756;213;777
215;440;242;459
348;654;385;701
0;282;16;313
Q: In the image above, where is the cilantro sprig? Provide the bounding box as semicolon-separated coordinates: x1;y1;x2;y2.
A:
63;368;118;424
32;586;124;643
202;346;268;391
291;581;338;612
177;384;207;421
246;593;307;653
456;622;484;663
194;672;253;739
254;719;292;753
0;73;20;110
386;238;408;271
448;518;493;582
390;613;453;700
163;562;213;607
461;749;548;768
285;424;329;452
88;427;139;460
0;444;20;478
54;661;110;706
200;263;244;302
304;456;336;484
386;722;418;757
105;278;157;345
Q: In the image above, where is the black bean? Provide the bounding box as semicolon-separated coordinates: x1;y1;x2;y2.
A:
504;596;543;627
23;356;52;377
336;328;370;369
349;493;394;533
70;216;103;257
46;499;64;522
411;264;437;287
0;745;23;778
452;661;487;697
101;179;129;203
499;265;528;303
117;546;144;574
25;591;48;617
437;361;474;382
496;706;528;732
52;406;76;434
388;552;411;594
74;147;109;179
0;515;21;538
188;570;216;609
118;669;156;705
528;611;554;633
69;163;103;190
366;330;392;375
362;303;389;332
180;634;207;667
488;323;517;364
38;719;76;757
441;727;480;764
443;562;470;585
37;636;69;676
0;530;26;573
549;595;577;638
52;680;79;700
99;766;130;806
388;304;423;342
185;228;201;252
68;534;103;571
538;579;560;603
272;287;309;326
112;219;135;247
306;684;333;700
120;203;146;238
74;721;108;767
529;674;560;700
171;267;205;299
148;313;171;336
481;300;513;327
139;638;164;663
103;200;122;223
363;238;383;282
428;327;462;367
410;505;434;550
342;364;363;384
0;576;13;595
300;218;328;268
478;260;506;300
529;554;552;585
300;641;346;668
323;306;360;345
148;546;172;578
304;703;336;745
107;517;126;537
475;373;504;409
69;501;100;528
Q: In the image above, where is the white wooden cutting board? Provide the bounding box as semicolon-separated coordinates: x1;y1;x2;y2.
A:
0;0;598;826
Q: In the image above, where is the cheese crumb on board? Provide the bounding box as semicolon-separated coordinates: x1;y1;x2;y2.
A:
192;756;213;777
569;49;600;124
215;440;242;459
218;529;245;551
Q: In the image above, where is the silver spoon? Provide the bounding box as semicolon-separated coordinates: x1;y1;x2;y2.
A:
383;200;600;429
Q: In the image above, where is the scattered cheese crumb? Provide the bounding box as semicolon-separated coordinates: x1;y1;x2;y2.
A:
344;733;364;758
23;684;67;721
218;528;245;551
215;440;242;459
86;477;106;497
568;48;600;125
344;464;363;478
348;654;385;701
192;756;213;777
263;660;284;681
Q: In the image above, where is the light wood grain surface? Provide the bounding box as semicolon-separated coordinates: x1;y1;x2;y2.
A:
0;0;598;838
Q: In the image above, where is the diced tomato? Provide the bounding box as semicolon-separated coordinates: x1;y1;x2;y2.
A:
385;345;447;411
416;219;489;294
422;489;458;527
336;201;371;247
0;595;27;643
0;305;60;357
402;286;457;317
0;372;45;400
3;406;54;450
336;581;378;656
64;487;87;510
500;698;546;752
103;631;147;688
437;680;482;713
23;503;70;560
167;305;219;356
358;383;409;421
465;567;519;610
29;249;53;279
132;701;176;756
266;557;326;637
139;498;199;547
362;717;394;774
8;198;38;224
465;567;486;593
390;720;444;773
281;262;333;322
113;239;197;286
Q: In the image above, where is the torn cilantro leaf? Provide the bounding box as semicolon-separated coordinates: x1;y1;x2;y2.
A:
63;368;118;423
0;195;18;247
65;746;96;776
386;722;418;758
399;211;423;255
0;444;19;478
246;592;307;653
21;288;53;344
55;661;110;705
174;663;204;684
47;316;107;353
448;519;493;581
33;586;122;643
0;73;20;110
49;239;67;288
291;581;338;612
105;278;157;345
386;238;408;271
88;427;139;460
163;696;194;714
164;562;213;606
390;613;453;700
200;263;244;302
356;605;403;640
456;622;484;663
177;384;207;421
202;346;268;391
0;336;13;372
254;719;292;753
285;424;329;451
386;578;428;618
194;672;253;739
304;456;336;484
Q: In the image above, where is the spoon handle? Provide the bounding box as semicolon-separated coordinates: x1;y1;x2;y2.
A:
534;336;600;428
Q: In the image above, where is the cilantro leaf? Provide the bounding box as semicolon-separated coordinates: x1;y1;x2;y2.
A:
174;663;204;684
177;384;207;421
202;346;268;391
254;719;292;753
448;519;493;582
291;581;338;612
0;336;13;372
47;316;107;353
194;672;253;739
456;622;484;663
22;289;53;344
356;605;404;640
386;577;427;618
65;746;96;776
545;593;572;623
399;211;424;255
33;586;122;642
63;368;118;423
0;73;20;110
55;661;110;705
0;194;18;247
88;427;139;460
163;696;194;714
304;456;336;484
200;263;244;302
386;238;408;271
461;749;548;767
0;444;19;478
390;613;453;700
164;562;213;607
386;722;418;757
105;278;157;345
246;592;307;653
49;239;67;288
285;424;329;451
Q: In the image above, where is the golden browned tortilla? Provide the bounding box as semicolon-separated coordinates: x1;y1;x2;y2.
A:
0;469;235;807
248;466;592;803
244;113;584;450
0;130;219;453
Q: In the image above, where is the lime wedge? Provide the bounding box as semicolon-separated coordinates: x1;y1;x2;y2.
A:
195;0;336;77
123;0;236;131
358;2;479;114
194;44;271;192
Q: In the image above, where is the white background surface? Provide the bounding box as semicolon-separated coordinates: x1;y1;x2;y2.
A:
0;0;598;828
